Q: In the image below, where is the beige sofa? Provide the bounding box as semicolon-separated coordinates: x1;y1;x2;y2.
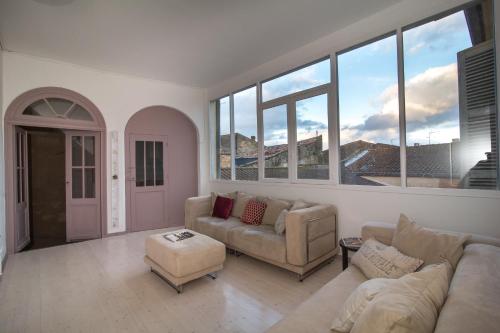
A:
267;222;500;333
185;195;338;280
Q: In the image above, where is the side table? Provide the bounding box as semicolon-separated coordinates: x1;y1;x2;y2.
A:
339;237;362;270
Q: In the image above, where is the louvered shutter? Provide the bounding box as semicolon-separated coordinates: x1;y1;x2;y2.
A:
458;39;497;189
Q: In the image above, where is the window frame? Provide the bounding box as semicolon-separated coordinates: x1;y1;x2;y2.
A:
209;0;500;194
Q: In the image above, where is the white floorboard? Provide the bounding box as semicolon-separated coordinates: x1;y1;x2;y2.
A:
0;228;342;333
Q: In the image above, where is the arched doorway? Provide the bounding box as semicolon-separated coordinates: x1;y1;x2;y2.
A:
4;87;107;253
125;106;198;232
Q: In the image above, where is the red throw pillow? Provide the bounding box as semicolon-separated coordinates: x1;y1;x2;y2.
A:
212;196;234;219
241;200;267;225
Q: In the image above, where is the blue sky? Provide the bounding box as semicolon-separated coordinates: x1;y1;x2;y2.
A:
220;10;473;149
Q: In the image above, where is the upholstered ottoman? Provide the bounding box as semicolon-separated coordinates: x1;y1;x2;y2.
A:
144;229;226;293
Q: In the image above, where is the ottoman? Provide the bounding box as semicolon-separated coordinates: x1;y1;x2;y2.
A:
144;229;226;293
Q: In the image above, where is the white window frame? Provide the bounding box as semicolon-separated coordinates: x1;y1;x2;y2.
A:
209;0;500;195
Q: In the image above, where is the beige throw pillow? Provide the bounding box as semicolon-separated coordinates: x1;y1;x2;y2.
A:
232;192;254;218
274;209;288;235
351;262;453;333
262;198;291;226
211;191;237;214
392;214;470;269
351;239;423;279
331;278;393;332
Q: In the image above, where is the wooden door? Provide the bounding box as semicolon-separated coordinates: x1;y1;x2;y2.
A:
128;135;168;232
14;127;30;251
65;131;101;241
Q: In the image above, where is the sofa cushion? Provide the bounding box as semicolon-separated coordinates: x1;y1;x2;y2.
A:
241;199;267;225
262;198;291;226
195;216;245;243
351;262;452;333
392;214;469;269
351;238;423;279
212;195;234;219
434;244;500;333
228;224;286;263
267;266;368;333
331;278;393;332
232;192;254;218
210;191;237;213
274;209;288;235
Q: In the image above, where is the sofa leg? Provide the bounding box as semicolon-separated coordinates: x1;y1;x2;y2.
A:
234;250;242;257
297;274;304;282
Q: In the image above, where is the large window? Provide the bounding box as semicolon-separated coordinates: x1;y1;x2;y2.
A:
403;1;497;189
338;34;400;186
234;86;258;181
215;96;231;180
211;0;498;191
296;93;329;180
262;58;330;102
263;104;288;179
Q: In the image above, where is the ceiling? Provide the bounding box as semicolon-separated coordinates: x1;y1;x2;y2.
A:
0;0;401;87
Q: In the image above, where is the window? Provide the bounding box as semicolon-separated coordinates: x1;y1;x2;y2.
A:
215;96;231;180
296;93;329;180
23;98;93;121
261;58;330;102
338;34;400;186
403;1;497;189
234;86;258;181
263;104;288;179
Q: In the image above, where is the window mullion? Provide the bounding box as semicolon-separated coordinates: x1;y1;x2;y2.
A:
229;94;236;181
289;99;297;182
330;55;340;185
257;82;264;181
397;27;407;188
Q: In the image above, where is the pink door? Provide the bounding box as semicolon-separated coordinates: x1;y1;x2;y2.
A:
14;127;30;251
65;131;101;241
128;135;168;232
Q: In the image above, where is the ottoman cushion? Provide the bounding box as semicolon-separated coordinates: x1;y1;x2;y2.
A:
145;229;225;278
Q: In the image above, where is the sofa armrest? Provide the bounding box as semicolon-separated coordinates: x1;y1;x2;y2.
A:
361;221;396;246
185;195;211;230
285;205;337;266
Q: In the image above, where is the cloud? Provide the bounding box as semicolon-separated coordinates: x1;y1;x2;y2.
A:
297;119;327;131
262;60;329;101
404;11;469;55
341;63;459;145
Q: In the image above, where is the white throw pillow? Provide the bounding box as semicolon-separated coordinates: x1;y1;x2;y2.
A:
274;209;289;235
331;278;393;332
351;238;423;279
290;199;311;211
351;261;453;333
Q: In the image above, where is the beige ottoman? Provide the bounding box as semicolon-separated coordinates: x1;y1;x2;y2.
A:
144;229;226;293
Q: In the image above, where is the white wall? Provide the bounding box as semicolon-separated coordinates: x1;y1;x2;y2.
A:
207;0;500;239
0;51;5;271
1;52;208;243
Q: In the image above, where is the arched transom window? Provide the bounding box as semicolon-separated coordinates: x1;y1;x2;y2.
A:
23;98;93;121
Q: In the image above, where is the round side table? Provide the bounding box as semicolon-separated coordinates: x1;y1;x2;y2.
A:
339;237;362;270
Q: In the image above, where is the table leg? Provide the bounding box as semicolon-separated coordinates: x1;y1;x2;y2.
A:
342;247;348;270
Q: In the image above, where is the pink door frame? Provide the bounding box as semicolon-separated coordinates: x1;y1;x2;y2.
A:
3;87;107;254
124;105;199;232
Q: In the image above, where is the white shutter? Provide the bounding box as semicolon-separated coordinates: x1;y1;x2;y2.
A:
458;39;497;189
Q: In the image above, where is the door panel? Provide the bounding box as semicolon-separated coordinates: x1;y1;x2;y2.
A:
129;135;168;232
15;127;30;251
66;131;101;241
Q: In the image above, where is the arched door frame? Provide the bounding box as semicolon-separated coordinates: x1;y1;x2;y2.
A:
124;105;199;232
4;87;107;254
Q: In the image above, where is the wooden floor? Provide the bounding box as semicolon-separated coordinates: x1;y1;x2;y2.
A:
0;228;342;333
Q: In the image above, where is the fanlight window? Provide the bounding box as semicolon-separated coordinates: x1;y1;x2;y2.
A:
23;98;93;121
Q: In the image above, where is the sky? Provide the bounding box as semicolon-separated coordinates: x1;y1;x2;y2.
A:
219;10;473;149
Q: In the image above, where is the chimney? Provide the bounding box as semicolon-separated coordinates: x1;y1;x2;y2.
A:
414;143;420;147
251;136;256;141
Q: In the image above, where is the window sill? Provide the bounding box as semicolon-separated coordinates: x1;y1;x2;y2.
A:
208;179;500;199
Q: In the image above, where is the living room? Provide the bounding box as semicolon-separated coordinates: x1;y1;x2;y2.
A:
0;0;499;332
